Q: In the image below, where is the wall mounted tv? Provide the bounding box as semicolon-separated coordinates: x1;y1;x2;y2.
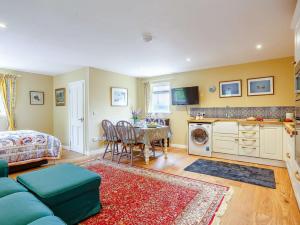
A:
171;86;199;105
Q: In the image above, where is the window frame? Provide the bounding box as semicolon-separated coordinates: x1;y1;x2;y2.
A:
149;82;171;114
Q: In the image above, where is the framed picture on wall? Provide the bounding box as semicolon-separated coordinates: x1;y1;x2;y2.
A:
247;76;274;96
219;80;242;98
30;91;44;105
111;87;128;106
55;88;66;106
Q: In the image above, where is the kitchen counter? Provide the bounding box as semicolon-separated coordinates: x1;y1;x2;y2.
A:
188;117;297;135
283;122;297;136
188;117;282;125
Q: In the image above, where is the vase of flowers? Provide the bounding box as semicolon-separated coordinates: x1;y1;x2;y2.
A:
131;108;142;125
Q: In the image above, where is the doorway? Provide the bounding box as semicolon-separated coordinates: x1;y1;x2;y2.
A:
68;80;85;154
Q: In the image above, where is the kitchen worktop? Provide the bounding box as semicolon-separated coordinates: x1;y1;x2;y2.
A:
188;117;282;124
187;117;296;134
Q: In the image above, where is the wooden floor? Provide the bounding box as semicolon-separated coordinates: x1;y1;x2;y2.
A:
10;148;300;225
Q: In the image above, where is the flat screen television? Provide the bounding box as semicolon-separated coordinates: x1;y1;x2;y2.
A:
171;86;199;105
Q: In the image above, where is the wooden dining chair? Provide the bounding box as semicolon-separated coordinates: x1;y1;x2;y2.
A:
116;120;144;165
101;119;120;160
149;118;166;157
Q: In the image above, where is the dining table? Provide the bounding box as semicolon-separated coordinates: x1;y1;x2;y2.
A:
135;125;170;164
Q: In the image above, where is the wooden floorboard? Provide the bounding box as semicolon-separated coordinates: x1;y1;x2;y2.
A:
9;147;300;225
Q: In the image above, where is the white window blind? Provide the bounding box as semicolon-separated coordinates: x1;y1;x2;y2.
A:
149;82;170;113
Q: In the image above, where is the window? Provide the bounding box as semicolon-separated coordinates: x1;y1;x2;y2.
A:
149;82;170;113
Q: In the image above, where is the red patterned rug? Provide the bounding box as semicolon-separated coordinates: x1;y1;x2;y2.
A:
82;160;233;225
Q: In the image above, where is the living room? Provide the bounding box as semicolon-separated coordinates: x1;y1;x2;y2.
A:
0;1;300;225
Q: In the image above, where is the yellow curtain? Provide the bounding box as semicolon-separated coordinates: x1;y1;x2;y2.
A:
0;75;17;130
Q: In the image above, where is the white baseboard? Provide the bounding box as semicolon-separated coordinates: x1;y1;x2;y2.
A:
62;145;71;150
170;144;187;149
212;152;286;168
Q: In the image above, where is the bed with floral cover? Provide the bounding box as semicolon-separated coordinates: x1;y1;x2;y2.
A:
0;130;62;166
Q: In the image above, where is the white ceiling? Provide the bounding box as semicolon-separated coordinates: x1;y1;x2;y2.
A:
0;0;296;77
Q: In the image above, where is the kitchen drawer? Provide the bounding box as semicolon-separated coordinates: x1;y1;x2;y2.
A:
213;136;239;155
239;124;259;131
213;122;238;134
239;146;260;157
239;130;259;139
239;138;259;147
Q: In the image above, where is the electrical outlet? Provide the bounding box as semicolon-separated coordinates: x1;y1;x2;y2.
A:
92;137;101;142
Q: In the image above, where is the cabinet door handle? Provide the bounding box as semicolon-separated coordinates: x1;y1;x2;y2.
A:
242;139;256;142
286;153;291;159
295;171;300;182
242;131;256;134
241;146;256;150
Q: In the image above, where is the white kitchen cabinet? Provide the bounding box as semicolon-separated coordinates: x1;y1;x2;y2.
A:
260;125;283;160
213;122;239;155
213;135;239;155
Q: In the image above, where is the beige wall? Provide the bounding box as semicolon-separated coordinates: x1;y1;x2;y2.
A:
138;57;295;145
0;69;53;133
88;67;138;150
53;67;90;149
53;67;138;152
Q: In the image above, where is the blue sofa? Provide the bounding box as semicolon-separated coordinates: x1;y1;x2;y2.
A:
0;160;66;225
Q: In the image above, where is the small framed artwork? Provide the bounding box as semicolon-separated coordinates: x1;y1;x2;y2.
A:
219;80;242;98
247;76;274;96
30;91;44;105
111;87;128;106
55;88;66;106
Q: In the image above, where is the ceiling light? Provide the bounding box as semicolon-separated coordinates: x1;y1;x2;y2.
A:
186;58;191;62
142;32;153;43
256;44;262;50
0;23;6;29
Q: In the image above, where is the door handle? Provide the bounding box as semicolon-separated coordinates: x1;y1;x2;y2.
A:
78;118;84;122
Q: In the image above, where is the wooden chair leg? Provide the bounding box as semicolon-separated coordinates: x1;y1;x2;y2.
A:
102;142;110;159
130;145;133;166
118;145;127;164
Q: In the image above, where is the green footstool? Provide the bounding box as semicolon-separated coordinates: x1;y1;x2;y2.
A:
17;163;101;225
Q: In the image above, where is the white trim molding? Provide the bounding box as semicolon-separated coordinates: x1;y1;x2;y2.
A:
62;145;71;150
170;144;187;149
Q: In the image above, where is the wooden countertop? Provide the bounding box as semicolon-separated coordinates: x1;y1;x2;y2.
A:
187;118;282;125
283;122;297;136
187;118;298;136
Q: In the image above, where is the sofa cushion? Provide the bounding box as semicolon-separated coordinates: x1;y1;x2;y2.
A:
0;192;53;225
0;159;8;177
17;163;101;206
0;177;28;198
28;216;66;225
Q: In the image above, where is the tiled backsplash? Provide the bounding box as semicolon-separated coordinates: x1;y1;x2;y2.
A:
190;106;295;119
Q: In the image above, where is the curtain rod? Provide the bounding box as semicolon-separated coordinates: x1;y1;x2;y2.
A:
0;74;22;78
142;77;173;84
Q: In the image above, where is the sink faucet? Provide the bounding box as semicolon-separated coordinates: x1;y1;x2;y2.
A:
225;105;230;118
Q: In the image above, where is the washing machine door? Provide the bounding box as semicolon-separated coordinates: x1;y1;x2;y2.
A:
191;127;209;145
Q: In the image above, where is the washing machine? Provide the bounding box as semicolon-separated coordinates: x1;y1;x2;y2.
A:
188;123;212;156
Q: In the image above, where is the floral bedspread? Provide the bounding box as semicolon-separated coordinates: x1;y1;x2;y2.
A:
0;130;62;164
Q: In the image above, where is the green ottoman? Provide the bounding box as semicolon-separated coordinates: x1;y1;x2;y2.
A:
17;163;101;225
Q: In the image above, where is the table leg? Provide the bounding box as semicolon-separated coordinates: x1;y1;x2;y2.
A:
163;138;168;159
144;145;150;165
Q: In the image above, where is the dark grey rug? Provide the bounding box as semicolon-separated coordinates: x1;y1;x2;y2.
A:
184;159;276;189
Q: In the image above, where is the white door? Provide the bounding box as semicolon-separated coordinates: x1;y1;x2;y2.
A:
69;80;85;154
260;125;283;160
